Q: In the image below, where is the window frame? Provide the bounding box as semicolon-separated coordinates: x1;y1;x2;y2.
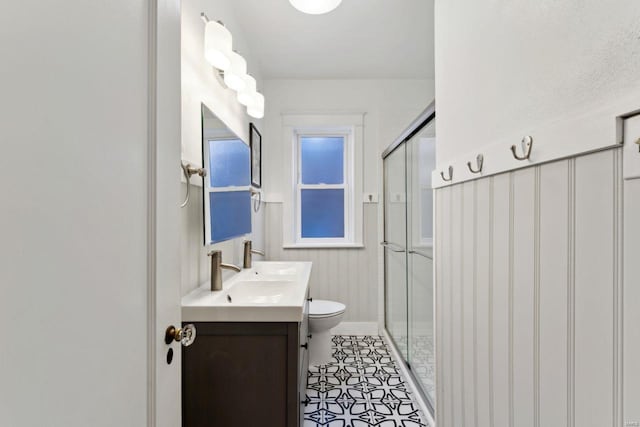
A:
281;113;364;249
294;130;354;244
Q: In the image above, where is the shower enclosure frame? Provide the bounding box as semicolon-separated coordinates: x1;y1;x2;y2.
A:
382;101;436;417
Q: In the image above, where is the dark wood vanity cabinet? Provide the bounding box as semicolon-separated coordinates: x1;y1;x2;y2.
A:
182;313;309;427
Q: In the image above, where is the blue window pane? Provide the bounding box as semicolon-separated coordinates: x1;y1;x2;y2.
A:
301;189;344;238
209;139;250;187
301;137;344;184
210;191;251;243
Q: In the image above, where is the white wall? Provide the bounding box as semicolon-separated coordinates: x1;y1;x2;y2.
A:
262;79;434;323
180;0;265;296
435;0;640;164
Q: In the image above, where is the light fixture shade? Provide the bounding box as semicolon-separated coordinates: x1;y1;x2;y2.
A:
237;75;257;106
204;21;232;70
224;52;247;91
289;0;342;14
247;92;264;119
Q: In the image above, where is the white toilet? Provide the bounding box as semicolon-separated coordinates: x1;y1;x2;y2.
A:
308;299;346;366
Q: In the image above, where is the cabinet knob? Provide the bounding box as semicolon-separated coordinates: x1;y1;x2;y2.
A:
301;342;308;349
165;324;197;347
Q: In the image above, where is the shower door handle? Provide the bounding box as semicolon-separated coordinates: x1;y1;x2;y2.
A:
380;241;406;253
408;249;433;260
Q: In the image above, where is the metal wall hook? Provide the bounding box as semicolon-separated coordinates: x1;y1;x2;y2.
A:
467;154;484;174
180;162;207;208
511;136;533;160
440;165;453;182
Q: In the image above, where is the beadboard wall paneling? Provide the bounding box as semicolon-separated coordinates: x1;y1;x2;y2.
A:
435;148;623;427
475;177;492;427
264;202;378;322
623;112;640;427
461;182;476;427
624;179;640;427
538;160;570;426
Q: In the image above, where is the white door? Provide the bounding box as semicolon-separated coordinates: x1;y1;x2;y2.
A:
0;1;182;426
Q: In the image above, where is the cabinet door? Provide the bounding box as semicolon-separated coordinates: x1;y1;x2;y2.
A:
182;323;299;427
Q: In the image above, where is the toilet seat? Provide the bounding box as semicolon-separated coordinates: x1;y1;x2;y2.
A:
309;299;346;318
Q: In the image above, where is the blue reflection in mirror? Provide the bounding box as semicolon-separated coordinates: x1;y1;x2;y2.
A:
202;104;252;244
209;139;251;188
209;191;251;243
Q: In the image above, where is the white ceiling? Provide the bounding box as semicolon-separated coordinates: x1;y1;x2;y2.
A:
228;0;434;79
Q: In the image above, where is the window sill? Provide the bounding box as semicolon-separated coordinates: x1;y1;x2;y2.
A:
282;242;365;249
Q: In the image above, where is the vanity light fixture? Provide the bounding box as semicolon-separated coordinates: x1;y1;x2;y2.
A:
223;51;248;92
237;75;257;106
289;0;343;14
247;92;265;119
204;20;232;70
201;12;265;119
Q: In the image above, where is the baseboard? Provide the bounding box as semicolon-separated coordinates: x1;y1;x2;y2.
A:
331;321;379;336
381;329;436;427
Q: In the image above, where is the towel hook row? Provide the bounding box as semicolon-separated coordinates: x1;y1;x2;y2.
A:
439;136;534;183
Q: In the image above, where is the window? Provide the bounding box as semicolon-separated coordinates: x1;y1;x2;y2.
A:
297;135;349;241
282;114;364;248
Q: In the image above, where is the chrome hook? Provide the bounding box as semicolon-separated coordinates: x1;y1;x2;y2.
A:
511;136;533;161
440;165;453;182
467;154;484;174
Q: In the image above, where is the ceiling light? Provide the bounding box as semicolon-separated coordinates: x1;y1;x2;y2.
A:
204;21;232;70
237;75;257;106
223;51;247;92
289;0;342;14
247;93;264;119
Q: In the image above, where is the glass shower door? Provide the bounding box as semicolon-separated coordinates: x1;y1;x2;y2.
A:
383;144;408;360
407;122;436;407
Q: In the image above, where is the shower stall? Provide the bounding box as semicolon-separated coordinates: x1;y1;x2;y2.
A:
382;103;436;414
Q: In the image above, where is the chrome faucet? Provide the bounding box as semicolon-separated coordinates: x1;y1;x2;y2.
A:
243;240;265;269
208;250;241;291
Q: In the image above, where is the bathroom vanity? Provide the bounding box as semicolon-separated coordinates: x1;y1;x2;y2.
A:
181;262;311;427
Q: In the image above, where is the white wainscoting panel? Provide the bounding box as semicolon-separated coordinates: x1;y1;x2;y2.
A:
435;148;623;427
624;113;640;427
461;182;476;427
538;160;570;426
264;202;378;322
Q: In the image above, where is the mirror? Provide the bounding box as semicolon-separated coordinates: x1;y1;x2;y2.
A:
201;104;252;244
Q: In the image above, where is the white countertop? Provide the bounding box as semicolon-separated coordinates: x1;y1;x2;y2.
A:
181;261;312;322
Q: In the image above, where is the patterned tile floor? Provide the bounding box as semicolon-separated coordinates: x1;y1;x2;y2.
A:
394;334;436;401
304;335;430;427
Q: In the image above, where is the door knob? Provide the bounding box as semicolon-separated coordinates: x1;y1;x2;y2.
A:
164;324;197;347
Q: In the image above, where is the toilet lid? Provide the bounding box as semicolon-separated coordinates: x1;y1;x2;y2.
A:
309;300;346;318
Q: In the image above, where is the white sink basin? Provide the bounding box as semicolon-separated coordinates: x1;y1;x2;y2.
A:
181;261;312;322
227;280;297;304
